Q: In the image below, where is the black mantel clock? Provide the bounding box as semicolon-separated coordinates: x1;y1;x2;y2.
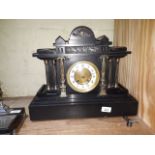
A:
29;26;138;125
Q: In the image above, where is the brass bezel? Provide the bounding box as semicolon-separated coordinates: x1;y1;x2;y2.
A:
66;61;100;93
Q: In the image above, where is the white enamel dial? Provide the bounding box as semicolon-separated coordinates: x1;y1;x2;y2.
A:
66;61;100;93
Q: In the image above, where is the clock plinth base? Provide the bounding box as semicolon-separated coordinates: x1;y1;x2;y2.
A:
29;85;138;121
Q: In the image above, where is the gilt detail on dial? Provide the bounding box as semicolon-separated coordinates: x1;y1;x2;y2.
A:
66;61;100;93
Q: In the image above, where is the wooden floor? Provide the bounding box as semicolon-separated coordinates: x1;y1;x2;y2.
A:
3;97;154;135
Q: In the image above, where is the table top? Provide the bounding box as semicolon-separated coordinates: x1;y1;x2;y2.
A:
3;97;154;135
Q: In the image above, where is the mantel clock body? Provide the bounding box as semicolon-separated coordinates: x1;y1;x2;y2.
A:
29;26;138;120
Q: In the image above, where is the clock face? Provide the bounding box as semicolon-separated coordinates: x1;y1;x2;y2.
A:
66;61;100;93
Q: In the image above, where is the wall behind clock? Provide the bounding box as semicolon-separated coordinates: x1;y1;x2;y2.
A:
0;19;114;97
114;19;155;132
